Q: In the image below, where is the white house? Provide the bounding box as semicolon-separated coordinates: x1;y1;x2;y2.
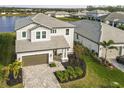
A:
15;13;75;66
55;11;71;18
72;11;87;18
105;12;124;27
71;20;124;58
44;11;56;17
87;10;110;21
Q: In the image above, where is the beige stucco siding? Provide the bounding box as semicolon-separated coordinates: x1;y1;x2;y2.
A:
74;33;99;53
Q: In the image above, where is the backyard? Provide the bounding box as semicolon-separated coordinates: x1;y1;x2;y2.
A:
61;44;124;88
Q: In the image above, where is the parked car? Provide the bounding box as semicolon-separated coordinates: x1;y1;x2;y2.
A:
116;56;124;65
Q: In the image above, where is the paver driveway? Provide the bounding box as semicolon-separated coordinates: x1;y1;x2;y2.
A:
22;64;61;88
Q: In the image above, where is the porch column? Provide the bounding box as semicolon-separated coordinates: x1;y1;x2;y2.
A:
112;21;115;27
61;48;68;62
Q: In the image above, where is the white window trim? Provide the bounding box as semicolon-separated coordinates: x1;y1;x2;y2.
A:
42;31;46;39
36;31;41;39
22;31;26;39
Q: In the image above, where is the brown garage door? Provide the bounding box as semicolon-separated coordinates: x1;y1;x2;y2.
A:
22;54;48;66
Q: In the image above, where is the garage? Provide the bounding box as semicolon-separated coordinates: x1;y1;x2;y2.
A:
101;48;120;58
22;54;48;66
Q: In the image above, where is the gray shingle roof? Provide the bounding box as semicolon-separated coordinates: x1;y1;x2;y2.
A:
105;12;124;22
16;36;70;53
101;23;124;43
70;20;124;44
15;16;33;30
32;13;75;28
15;13;75;30
70;20;101;43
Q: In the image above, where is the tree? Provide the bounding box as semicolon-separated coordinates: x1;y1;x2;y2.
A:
2;60;22;83
99;40;118;64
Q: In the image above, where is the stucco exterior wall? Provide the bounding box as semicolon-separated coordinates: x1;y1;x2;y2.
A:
16;24;37;40
31;27;51;42
17;50;53;63
50;28;74;53
74;33;99;53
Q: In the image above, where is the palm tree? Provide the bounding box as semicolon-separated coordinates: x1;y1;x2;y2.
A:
99;40;118;64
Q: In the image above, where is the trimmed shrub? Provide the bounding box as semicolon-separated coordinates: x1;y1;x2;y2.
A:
66;66;77;80
55;66;84;83
74;67;83;78
55;70;69;83
49;62;56;67
62;70;69;82
55;71;64;82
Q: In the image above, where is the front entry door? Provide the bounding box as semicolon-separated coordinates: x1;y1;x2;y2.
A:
53;49;57;56
119;46;122;56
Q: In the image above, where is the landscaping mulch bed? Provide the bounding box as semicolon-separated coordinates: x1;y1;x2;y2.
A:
7;69;22;86
62;54;86;77
54;54;87;83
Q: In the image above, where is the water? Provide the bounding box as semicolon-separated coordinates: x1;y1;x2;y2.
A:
0;16;27;32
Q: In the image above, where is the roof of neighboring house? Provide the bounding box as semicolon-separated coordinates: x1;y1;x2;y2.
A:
45;11;56;14
101;23;124;43
16;36;70;53
55;11;70;15
105;12;124;22
70;20;124;43
70;20;101;43
15;13;75;30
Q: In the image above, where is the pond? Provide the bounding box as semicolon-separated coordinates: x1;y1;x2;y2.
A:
0;16;27;32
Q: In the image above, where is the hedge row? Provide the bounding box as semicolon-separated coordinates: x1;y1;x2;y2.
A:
0;32;16;65
55;66;83;83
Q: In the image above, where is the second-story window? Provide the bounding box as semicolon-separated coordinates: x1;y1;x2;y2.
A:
42;31;46;38
51;29;56;33
36;32;40;39
22;31;26;38
66;29;69;35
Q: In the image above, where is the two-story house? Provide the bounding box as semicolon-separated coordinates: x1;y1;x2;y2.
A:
15;13;75;66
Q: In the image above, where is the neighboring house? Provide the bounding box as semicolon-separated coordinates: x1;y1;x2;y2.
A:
71;20;124;58
44;11;56;17
15;13;75;66
71;11;87;18
55;11;71;18
87;10;110;21
105;12;124;27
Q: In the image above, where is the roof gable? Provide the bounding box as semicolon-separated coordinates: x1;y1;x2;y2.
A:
15;13;75;30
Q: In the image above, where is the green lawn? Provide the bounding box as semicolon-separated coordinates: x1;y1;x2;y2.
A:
61;55;124;88
57;17;81;22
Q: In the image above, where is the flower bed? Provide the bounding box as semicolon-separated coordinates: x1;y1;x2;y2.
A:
55;66;83;83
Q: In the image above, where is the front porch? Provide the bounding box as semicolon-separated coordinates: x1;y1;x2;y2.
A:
52;48;69;63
